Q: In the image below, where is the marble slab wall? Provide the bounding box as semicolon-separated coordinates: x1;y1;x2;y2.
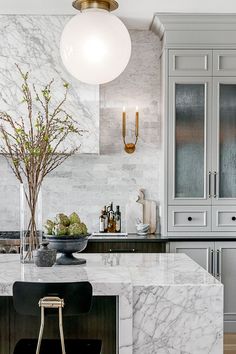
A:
0;15;99;154
0;27;161;232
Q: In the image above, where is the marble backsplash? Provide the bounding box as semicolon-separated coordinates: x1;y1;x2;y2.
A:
0;28;161;233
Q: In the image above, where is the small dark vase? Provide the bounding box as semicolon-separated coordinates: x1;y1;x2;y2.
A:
35;241;57;267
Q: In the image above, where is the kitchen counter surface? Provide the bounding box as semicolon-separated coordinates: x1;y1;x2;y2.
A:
0;253;223;353
2;231;236;242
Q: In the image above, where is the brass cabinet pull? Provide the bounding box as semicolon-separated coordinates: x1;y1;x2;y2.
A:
216;249;221;277
208;171;211;198
213;171;217;198
210;249;214;275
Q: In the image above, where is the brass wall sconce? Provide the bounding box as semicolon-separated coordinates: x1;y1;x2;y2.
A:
122;107;139;153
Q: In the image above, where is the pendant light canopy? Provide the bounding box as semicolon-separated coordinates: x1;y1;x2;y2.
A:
60;0;132;85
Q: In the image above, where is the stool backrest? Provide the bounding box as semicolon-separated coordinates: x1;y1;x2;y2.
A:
13;281;92;316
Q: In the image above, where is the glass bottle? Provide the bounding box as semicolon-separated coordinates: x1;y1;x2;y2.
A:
115;205;121;233
108;202;116;233
99;210;105;233
103;207;108;233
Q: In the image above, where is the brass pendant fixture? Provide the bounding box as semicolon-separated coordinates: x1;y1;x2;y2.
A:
72;0;118;12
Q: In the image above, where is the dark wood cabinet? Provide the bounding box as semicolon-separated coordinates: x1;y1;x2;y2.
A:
84;241;166;253
0;297;10;354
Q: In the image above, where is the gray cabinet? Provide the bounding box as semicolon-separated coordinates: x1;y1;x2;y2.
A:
168;72;236;234
170;241;236;332
169;241;214;272
156;14;236;236
215;242;236;332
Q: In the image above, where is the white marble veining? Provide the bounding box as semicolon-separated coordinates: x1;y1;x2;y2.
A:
0;30;161;233
0;15;99;154
0;253;223;354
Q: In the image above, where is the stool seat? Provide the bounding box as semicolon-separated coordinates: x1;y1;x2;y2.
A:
14;338;102;354
13;282;102;354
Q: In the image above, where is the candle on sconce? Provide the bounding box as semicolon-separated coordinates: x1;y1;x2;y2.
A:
135;106;139;137
122;106;126;138
122;105;139;154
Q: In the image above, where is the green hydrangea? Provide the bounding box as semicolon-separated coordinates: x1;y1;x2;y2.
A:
44;219;55;235
68;223;84;236
53;223;68;236
80;223;88;235
69;212;81;225
56;213;70;227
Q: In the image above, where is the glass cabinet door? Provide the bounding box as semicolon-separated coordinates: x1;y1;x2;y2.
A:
213;78;236;203
168;78;212;205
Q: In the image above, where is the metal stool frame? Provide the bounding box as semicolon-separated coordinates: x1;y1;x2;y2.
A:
36;296;66;354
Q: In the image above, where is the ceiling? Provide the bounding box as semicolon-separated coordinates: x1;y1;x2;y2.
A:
1;0;236;29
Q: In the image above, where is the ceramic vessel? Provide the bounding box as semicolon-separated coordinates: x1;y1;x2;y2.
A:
46;235;89;265
35;241;56;267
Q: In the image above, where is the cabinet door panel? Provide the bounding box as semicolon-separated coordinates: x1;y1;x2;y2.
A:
168;77;212;205
212;78;236;204
169;50;212;76
168;206;211;232
169;241;214;273
212;206;236;231
213;50;236;76
215;242;236;332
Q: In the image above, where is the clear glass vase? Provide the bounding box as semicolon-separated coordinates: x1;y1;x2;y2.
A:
20;183;42;263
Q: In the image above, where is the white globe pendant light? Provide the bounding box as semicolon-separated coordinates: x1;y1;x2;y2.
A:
60;0;132;85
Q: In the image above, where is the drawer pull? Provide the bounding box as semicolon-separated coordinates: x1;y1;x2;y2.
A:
187;217;192;221
232;217;236;221
109;249;135;253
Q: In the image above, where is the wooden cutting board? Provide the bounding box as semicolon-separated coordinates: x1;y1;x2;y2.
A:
137;189;157;234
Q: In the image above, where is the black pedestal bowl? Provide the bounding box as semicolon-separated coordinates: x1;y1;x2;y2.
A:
46;234;89;265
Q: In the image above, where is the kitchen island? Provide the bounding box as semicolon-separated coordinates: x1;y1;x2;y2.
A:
0;253;223;354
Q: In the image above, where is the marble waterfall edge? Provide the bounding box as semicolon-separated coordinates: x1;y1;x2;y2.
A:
0;253;223;354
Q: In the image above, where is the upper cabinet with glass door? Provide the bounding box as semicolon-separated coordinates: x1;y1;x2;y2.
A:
212;50;236;205
168;77;212;205
212;77;236;204
153;14;236;235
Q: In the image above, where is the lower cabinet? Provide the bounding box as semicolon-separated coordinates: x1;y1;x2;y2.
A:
83;241;166;253
170;241;236;332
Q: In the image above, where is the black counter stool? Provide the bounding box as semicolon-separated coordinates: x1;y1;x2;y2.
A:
13;281;102;354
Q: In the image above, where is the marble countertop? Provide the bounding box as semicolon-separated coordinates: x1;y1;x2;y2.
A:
0;253;220;296
0;253;223;354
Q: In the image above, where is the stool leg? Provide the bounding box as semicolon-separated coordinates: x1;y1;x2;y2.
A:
58;307;66;354
36;306;45;354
